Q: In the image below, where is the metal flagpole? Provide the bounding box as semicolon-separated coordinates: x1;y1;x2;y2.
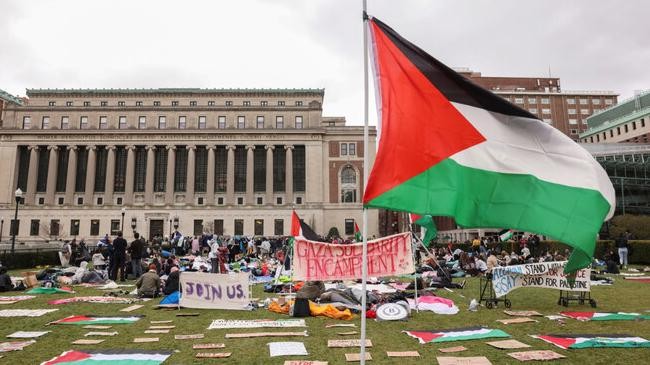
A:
412;234;419;313
360;1;370;364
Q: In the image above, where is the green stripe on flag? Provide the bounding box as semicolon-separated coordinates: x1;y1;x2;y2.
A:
365;158;611;272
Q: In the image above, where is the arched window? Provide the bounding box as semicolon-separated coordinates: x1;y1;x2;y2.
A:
340;166;358;203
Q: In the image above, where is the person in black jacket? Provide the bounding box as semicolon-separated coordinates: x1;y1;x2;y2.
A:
111;231;128;281
163;266;180;295
0;267;14;292
129;232;145;279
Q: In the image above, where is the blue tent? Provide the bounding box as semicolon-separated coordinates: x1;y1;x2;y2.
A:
158;291;179;307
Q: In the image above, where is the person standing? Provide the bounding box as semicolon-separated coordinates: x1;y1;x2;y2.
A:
615;232;629;270
111;231;128;281
128;232;144;279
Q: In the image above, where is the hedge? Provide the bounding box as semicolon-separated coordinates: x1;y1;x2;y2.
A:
435;240;650;265
0;249;61;270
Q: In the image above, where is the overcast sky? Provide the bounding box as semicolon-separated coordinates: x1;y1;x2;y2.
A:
1;0;648;125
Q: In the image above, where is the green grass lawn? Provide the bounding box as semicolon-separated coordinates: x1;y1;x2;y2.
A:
1;272;649;364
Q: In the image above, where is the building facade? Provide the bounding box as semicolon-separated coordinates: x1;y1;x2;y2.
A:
579;90;650;144
457;68;618;140
0;88;377;243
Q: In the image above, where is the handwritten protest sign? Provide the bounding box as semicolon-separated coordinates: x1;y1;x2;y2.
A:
179;272;249;310
491;261;590;298
293;232;414;281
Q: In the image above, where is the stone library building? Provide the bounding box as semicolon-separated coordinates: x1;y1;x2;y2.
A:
0;88;378;243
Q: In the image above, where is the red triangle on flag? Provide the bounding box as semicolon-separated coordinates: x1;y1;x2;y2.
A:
291;210;301;237
363;19;486;204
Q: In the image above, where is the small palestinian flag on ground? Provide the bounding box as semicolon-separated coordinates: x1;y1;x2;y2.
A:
51;315;143;325
498;229;514;242
532;334;650;349
41;350;172;364
560;312;650;321
403;327;509;344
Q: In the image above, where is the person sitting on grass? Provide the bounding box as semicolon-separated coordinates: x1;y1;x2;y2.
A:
163;266;180;295
136;264;161;298
92;248;107;271
0;267;14;292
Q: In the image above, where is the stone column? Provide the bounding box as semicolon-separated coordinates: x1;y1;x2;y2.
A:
285;145;294;205
226;145;236;204
124;145;136;205
104;145;116;205
144;145;156;205
186;145;196;204
45;145;58;205
265;145;274;205
84;145;97;205
246;145;255;204
165;145;176;204
64;146;77;205
25;145;39;205
206;146;216;205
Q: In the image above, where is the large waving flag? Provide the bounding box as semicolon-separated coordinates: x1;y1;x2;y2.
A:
363;17;615;272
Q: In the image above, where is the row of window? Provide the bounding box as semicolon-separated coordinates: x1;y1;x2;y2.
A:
512;97;613;105
48;100;305;107
22;115;304;130
583;118;646;143
35;194;304;207
12;217;358;237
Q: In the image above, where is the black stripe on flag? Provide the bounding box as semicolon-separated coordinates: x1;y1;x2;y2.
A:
371;17;537;120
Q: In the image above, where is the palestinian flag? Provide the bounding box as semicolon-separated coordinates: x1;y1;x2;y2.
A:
403;327;509;344
532;334;650;349
51;315;143;325
499;229;514;242
41;350;172;364
363;16;615;272
409;213;437;247
290;210;321;241
354;222;362;242
560;312;650;321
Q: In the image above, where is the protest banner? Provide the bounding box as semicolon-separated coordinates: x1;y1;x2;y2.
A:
179;272;249;310
491;261;590;298
293;232;414;281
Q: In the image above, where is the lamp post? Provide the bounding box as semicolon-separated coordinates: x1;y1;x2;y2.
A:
131;217;137;232
121;207;126;232
0;217;4;244
11;188;24;255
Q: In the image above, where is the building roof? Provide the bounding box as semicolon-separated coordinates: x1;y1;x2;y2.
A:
586;90;650;127
580;90;650;137
580;142;650;156
25;88;325;97
0;88;24;105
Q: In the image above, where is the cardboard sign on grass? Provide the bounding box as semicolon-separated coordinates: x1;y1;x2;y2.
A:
328;339;372;348
438;346;467;353
496;318;538;325
225;331;308;339
84;332;118;337
180;272;250;310
486;340;531;350
120;304;144;312
386;351;420;357
145;330;170;334
507;350;566;361
195;353;232;358
175;334;205;340
133;337;159;343
345;353;372;362
83;325;112;330
284;362;329;365
6;331;49;339
193;343;226;349
437;356;492;365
